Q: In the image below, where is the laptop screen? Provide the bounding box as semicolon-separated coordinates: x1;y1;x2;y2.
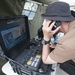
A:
1;24;27;50
0;16;30;58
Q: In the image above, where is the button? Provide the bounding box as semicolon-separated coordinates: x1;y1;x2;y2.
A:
36;55;41;58
27;61;32;65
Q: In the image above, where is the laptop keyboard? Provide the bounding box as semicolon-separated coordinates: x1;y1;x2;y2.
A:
15;45;42;71
15;49;34;64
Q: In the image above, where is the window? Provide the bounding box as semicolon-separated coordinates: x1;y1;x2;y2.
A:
22;2;38;20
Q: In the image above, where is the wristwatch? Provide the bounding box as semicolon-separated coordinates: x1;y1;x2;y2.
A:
42;39;50;45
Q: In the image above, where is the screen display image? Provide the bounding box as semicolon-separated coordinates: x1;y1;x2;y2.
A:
1;24;27;50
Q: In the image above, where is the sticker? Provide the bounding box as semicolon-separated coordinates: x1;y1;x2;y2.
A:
37;59;39;62
30;57;33;61
34;58;37;62
31;61;35;66
34;62;38;67
27;61;32;65
36;55;41;58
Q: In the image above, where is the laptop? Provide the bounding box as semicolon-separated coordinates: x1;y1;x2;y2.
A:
0;15;42;72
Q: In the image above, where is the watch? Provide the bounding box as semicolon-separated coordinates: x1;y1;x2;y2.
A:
42;39;50;45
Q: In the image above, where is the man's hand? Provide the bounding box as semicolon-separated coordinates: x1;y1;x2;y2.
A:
42;19;60;41
49;42;56;48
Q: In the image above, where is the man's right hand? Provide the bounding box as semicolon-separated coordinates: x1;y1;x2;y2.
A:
42;19;60;41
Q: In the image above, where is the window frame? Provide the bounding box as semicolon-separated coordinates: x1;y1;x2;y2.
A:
22;2;38;20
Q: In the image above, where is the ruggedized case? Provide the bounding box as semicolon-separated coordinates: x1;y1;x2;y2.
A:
0;15;52;75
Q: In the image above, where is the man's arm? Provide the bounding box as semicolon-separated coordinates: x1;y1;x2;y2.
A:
42;43;57;64
42;20;60;64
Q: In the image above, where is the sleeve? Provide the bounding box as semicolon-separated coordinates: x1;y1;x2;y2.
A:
49;43;75;63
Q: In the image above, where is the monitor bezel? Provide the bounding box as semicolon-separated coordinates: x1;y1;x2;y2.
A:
0;15;30;59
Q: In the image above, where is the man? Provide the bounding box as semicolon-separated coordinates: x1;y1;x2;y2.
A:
41;2;75;64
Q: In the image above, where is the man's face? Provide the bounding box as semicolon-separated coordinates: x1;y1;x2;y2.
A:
59;22;69;34
59;25;64;33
